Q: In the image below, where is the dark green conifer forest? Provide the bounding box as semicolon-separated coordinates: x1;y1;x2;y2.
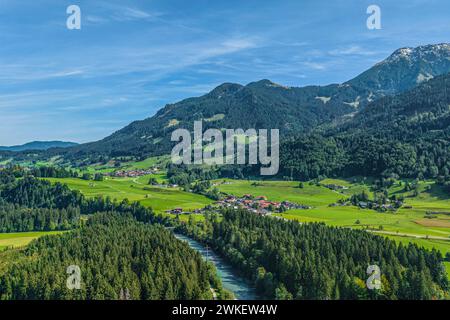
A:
178;209;449;300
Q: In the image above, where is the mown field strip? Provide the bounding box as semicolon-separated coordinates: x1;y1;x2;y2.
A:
0;231;64;250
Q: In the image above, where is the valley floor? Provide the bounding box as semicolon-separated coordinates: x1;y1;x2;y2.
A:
39;173;450;276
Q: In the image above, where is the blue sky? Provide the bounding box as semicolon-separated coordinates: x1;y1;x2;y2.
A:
1;0;449;145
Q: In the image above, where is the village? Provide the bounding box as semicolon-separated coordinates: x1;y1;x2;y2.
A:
329;198;405;212
165;193;311;216
105;168;158;178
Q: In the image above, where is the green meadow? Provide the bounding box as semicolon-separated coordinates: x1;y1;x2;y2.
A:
82;156;170;174
0;231;64;250
45;176;213;213
213;178;450;256
214;179;341;206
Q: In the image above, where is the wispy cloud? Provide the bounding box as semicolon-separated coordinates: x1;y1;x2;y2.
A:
0;63;85;83
329;45;378;56
302;61;327;71
0;34;260;85
84;15;108;25
111;6;161;21
92;2;163;22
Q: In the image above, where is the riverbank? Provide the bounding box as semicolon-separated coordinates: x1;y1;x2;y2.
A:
173;233;258;300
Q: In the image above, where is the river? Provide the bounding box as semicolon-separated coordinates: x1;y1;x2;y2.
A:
173;233;258;300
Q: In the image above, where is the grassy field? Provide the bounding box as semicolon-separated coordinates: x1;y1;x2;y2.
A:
0;231;64;250
82;156;170;174
41;174;450;274
213;178;450;256
214;179;341;206
45;176;213;213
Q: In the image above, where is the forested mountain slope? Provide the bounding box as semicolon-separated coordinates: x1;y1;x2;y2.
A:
280;73;450;180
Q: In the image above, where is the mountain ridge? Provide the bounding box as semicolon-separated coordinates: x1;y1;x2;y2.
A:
0;141;79;152
20;43;450;164
347;43;450;94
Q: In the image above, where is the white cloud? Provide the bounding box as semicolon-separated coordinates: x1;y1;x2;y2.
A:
0;63;85;82
99;2;162;22
329;45;377;56
303;61;327;71
85;15;108;25
122;7;152;19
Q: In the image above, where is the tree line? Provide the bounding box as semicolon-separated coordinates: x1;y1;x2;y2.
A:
0;176;164;232
0;199;80;232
